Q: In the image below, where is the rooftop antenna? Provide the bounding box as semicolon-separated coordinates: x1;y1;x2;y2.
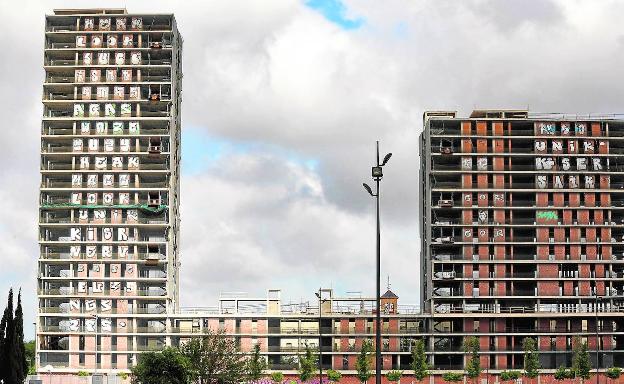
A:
387;275;391;291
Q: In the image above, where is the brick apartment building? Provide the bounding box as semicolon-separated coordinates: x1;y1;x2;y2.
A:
420;110;624;371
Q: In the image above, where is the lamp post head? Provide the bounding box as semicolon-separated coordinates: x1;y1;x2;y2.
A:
381;153;392;166
363;183;374;197
372;166;383;179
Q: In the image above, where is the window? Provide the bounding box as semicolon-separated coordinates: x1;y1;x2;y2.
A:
348;338;356;351
382;338;390;351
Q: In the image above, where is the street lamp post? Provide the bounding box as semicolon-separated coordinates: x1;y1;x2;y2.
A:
363;141;392;384
33;321;39;377
316;289;328;384
595;295;602;384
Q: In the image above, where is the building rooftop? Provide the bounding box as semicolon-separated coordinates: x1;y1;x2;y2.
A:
53;8;127;15
381;289;398;299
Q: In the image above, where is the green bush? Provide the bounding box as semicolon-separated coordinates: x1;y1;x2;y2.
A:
606;367;622;380
500;371;521;381
77;371;89;377
442;372;464;383
117;372;129;380
386;370;403;382
554;366;574;381
327;369;342;382
270;372;284;384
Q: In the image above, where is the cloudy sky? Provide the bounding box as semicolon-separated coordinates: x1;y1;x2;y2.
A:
1;0;623;338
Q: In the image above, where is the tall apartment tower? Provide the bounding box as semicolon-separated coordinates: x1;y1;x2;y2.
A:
420;110;624;370
39;9;182;375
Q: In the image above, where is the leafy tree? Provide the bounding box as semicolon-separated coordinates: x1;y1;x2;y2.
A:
442;372;464;383
270;372;285;384
326;369;342;382
25;340;36;375
298;343;317;382
386;370;403;383
247;343;267;381
464;336;481;383
522;337;540;379
572;337;591;382
355;340;373;384
411;339;429;381
605;367;621;380
131;347;192;384
181;330;247;384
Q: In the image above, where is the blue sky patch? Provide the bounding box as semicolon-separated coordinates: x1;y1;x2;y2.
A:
305;0;364;30
182;128;320;175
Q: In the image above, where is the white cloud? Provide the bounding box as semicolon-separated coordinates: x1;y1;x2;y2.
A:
180;150;418;306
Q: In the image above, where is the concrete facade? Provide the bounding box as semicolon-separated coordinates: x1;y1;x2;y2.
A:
38;8;182;375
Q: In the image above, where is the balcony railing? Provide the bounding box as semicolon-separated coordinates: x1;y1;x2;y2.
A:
40;252;165;261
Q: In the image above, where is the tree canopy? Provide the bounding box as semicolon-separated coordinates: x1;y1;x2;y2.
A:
298;344;317;382
572;337;591;381
247;343;267;381
522;337;540;379
180;330;247;384
464;336;481;381
131;347;192;384
411;339;429;381
356;340;373;384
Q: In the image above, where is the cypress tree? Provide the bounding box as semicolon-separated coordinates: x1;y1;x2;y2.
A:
0;302;4;384
0;288;14;384
411;339;430;381
14;289;27;382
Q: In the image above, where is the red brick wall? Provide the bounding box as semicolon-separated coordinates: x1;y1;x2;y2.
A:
538;282;559;296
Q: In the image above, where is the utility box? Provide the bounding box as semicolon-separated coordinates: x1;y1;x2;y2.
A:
92;374;105;384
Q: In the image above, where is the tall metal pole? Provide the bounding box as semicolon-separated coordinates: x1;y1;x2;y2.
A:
375;141;382;384
319;288;323;384
363;141;391;384
595;296;600;384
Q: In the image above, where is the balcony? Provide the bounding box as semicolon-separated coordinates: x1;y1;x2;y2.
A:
40;251;166;261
